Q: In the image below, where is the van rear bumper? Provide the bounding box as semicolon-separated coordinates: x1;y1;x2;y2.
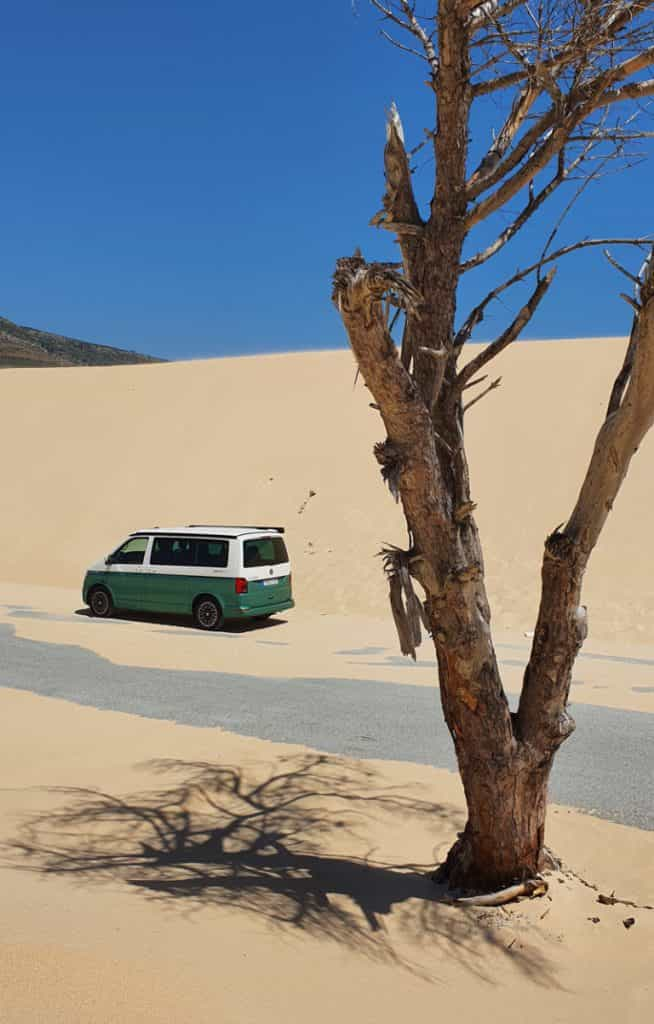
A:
228;598;295;620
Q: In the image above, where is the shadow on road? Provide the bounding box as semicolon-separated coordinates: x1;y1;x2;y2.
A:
73;607;288;634
5;753;557;984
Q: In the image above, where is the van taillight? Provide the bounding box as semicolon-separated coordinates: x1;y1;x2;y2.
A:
235;578;248;594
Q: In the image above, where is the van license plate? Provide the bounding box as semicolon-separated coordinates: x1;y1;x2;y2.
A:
263;579;278;587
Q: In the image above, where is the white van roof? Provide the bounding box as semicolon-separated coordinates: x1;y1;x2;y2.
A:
130;525;285;539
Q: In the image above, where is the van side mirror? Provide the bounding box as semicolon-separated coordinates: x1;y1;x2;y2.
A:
105;555;114;566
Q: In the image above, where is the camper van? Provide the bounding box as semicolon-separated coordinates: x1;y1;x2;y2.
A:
82;525;293;629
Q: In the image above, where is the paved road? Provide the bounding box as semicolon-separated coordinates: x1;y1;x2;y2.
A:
1;623;652;830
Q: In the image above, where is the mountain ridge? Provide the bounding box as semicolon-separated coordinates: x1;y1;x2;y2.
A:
0;315;163;368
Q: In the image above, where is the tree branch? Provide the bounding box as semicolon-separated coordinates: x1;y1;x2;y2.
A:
455;238;654;350
606;325;638;417
379;29;430;61
518;246;654;749
601;77;654;105
468;81;539;189
604;248;643;287
466;7;654;220
332;253;453;583
456;268;556;387
468;106;625;276
466;102;595;228
464;0;528;32
467;105;559;201
472;3;654;102
463;375;502;412
463;141;597;271
472;69;527;97
371;0;439;74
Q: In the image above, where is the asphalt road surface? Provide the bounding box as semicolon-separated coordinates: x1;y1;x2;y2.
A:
1;623;652;830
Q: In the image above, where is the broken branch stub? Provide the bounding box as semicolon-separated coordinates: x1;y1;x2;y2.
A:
374;439;403;501
332;256;423;323
370;103;424;255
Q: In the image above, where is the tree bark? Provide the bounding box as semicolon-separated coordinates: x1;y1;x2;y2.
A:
333;258;534;890
434;751;552;890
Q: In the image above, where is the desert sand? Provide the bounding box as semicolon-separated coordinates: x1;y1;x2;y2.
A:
1;688;652;1024
1;338;653;645
1;341;653;1022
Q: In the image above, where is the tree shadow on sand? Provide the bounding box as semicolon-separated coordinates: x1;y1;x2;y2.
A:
6;754;558;985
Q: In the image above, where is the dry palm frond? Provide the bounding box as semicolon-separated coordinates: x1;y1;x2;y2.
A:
380;545;426;659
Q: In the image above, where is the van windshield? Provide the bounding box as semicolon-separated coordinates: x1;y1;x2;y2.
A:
243;537;288;568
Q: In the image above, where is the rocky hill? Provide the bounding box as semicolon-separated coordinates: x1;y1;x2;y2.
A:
0;315;163;368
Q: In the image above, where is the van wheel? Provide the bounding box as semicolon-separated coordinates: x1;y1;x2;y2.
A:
88;586;113;618
193;597;224;631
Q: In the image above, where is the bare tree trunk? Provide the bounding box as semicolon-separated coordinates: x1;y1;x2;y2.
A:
436;752;552;890
334;260;531;889
425;432;554;889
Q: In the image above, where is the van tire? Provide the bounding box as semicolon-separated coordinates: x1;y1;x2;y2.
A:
193;596;224;631
88;586;113;618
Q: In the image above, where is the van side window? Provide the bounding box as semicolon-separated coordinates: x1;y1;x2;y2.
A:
196;540;228;568
112;537;148;565
243;537;289;567
151;537;196;567
150;537;229;569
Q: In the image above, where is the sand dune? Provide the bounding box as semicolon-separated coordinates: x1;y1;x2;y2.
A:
1;338;652;645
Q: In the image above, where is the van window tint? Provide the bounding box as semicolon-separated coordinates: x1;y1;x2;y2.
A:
151;538;195;566
196;540;229;568
243;537;289;567
112;537;148;565
151;537;229;569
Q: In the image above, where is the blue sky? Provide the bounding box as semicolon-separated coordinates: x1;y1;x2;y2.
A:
2;1;652;359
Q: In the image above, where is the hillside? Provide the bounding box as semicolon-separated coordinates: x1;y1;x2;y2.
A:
0;315;163;368
1;339;652;647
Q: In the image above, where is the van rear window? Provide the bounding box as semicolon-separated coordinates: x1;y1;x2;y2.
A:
151;537;229;568
243;537;289;567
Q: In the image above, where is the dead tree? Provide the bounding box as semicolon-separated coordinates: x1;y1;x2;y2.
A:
333;0;654;892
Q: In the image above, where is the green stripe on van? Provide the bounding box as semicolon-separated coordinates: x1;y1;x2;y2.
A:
83;570;293;619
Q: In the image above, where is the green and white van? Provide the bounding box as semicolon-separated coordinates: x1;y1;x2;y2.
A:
82;525;293;629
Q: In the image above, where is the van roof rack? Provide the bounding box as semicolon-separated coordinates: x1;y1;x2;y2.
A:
186;524;285;534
